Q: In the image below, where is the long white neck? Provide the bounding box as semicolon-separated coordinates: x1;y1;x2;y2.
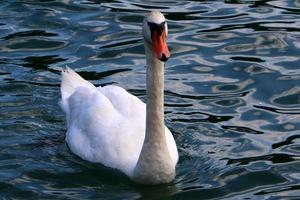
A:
132;41;175;184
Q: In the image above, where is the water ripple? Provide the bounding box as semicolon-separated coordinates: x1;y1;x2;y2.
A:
0;0;299;199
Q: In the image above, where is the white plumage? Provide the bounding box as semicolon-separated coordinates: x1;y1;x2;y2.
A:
60;67;178;178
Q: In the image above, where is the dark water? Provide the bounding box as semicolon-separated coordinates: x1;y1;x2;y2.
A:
0;0;300;199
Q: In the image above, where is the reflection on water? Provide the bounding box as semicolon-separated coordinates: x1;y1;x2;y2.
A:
0;0;300;199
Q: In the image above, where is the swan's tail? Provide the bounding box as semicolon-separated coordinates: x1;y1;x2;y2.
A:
60;67;95;100
60;67;95;112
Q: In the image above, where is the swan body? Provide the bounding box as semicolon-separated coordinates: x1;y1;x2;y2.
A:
60;11;178;184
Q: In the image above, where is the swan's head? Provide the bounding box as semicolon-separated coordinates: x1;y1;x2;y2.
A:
143;11;170;62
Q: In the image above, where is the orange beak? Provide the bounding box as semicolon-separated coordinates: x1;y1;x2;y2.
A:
152;30;170;62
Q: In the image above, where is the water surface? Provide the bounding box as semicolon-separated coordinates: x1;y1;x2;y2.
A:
0;0;300;199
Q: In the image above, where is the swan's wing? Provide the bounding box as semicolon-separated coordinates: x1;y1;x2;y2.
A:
165;127;179;165
65;87;122;161
60;69;145;175
65;86;146;176
99;85;145;117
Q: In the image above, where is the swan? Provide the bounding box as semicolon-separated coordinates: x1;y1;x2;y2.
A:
60;11;178;184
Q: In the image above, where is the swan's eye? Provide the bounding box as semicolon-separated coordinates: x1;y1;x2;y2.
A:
148;22;165;36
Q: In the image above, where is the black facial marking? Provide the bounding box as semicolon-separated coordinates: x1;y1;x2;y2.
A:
147;21;165;36
161;53;168;62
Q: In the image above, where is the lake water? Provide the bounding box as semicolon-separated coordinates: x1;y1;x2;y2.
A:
0;0;300;199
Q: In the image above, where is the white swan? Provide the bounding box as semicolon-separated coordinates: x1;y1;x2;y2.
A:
60;11;178;184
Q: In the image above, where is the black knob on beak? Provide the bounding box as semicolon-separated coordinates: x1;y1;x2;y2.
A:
160;53;169;62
